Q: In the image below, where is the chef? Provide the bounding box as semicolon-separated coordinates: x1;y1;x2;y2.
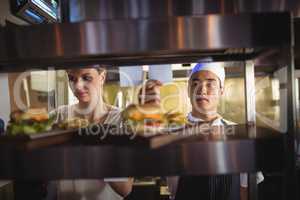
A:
141;62;264;200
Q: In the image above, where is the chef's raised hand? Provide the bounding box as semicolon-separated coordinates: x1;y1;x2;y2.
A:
138;79;162;105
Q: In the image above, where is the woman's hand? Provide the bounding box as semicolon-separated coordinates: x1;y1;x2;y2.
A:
108;178;134;197
138;79;162;105
240;187;248;200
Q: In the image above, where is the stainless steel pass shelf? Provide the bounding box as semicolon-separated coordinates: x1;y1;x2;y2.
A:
0;125;285;180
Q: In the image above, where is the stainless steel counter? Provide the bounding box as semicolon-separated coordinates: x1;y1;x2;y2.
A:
0;125;285;180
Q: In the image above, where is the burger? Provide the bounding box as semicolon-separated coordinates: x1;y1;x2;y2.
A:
7;108;55;135
122;104;186;134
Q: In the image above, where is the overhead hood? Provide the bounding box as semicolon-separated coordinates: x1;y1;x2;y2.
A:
66;0;300;22
0;12;291;71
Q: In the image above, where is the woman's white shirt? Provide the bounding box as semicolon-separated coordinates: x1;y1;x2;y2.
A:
49;104;125;200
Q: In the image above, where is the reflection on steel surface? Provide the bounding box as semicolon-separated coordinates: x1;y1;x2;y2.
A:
67;0;300;22
0;13;290;70
0;125;284;180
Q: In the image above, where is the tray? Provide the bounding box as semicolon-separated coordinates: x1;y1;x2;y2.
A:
0;129;77;150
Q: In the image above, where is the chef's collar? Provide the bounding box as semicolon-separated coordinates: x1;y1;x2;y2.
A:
187;112;223;126
187;112;204;122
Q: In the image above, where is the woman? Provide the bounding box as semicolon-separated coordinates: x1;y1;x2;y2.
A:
49;66;133;200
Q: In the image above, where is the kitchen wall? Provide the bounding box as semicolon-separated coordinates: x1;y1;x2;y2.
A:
8;73;50;112
0;74;11;126
0;0;27;25
0;0;27;128
103;75;279;128
5;70;280;129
